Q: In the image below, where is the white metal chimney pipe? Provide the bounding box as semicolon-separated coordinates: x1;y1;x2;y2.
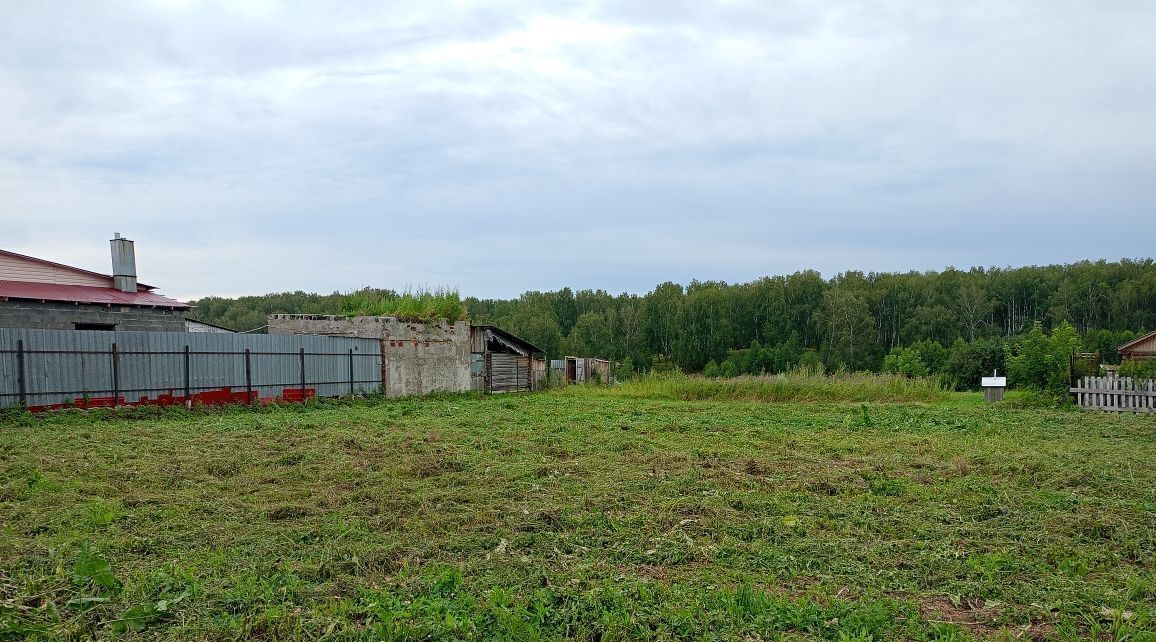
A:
110;233;138;293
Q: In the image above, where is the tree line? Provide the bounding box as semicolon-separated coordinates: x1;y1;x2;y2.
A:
188;259;1156;389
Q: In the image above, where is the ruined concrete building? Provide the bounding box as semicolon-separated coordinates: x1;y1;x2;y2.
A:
268;315;543;396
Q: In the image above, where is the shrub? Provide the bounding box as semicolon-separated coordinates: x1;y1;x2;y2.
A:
882;347;929;378
909;340;949;374
703;360;720;378
941;337;1006;391
1119;358;1156;380
614;357;636;382
1005;321;1079;394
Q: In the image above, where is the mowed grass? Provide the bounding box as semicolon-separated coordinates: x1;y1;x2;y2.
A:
1;387;1154;641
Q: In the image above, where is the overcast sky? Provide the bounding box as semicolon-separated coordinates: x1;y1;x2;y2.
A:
2;1;1154;300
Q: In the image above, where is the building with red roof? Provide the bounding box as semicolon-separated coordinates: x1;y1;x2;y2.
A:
0;235;190;331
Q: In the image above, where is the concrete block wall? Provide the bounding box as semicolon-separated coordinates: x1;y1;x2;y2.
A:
0;300;187;332
268;314;471;397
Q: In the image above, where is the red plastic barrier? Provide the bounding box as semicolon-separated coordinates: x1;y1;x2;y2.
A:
26;387;307;413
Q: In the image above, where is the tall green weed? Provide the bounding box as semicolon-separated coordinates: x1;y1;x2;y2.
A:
340;287;467;323
558;367;946;403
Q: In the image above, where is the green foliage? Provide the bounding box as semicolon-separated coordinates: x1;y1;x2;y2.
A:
188;259;1156;375
340;286;467;323
187;290;350;332
1119;358;1156;380
1005;321;1079;394
703;359;720;378
674;281;733;372
111;593;187;634
570;368;946;403
1082;328;1142;365
909;340;950;374
941;337;1007;391
613;357;636;382
74;545;121;592
882;347;930;378
816;282;876;371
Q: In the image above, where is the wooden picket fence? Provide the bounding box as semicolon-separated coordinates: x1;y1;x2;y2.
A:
1069;376;1156;413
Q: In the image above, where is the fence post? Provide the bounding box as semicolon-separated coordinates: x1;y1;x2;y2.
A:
485;351;492;394
244;349;253;403
16;339;28;408
111;342;120;408
299;347;306;402
183;345;191;407
348;348;355;396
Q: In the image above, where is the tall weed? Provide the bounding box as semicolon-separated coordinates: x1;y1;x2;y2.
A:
558;367;946;403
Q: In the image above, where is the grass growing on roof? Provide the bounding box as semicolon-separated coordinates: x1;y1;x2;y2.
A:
1;388;1154;640
339;286;467;323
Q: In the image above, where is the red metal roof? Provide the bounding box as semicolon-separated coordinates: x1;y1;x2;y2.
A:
0;280;189;309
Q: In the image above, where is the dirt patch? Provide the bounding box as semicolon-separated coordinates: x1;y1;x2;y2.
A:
743;458;770;475
917;595;1001;637
410;454;465;478
915;595;1055;640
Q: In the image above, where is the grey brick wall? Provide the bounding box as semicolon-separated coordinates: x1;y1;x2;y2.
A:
0;300;188;332
269;314;472;397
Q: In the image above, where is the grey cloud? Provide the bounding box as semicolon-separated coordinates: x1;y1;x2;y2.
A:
1;1;1154;300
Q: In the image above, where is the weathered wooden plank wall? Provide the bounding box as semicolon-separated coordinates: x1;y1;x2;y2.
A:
1069;376;1155;413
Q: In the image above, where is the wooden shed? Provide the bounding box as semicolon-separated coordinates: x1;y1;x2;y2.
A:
469;325;543;393
1118;330;1156;361
551;356;613;385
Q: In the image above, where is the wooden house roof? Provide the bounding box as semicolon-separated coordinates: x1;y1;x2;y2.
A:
1118;330;1156;356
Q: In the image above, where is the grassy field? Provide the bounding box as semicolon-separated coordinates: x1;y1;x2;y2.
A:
1;380;1154;641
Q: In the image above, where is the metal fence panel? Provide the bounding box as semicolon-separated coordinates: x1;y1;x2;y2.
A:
0;328;382;408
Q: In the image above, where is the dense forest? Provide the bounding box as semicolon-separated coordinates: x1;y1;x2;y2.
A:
189;259;1156;388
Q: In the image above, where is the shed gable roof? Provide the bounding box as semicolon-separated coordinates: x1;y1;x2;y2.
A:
1118;329;1156;355
474;325;543;355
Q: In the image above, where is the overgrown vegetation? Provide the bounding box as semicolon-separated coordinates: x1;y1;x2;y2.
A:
1120;358;1156;380
187;260;1155;388
569;369;948;404
339;287;468;323
2;388;1153;640
185;286;470;330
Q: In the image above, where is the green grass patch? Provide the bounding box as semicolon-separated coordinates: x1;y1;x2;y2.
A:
340;287;467;323
1;388;1154;640
581;369;949;404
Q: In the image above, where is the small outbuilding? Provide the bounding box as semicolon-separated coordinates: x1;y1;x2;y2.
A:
268;314;544;396
0;235;188;332
1118;330;1156;362
470;325;543;393
551;356;613;385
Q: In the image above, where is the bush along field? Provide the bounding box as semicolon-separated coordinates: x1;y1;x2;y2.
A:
1;379;1154;641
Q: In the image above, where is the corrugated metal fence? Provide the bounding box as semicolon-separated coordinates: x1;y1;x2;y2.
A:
0;329;382;409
